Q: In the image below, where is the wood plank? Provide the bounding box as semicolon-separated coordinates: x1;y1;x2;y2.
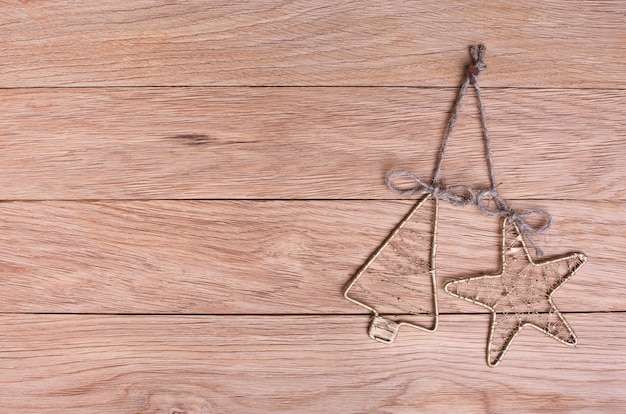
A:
0;200;621;314
0;87;623;200
1;1;624;87
0;313;622;413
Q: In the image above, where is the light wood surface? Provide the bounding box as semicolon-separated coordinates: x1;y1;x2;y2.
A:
0;314;624;413
1;1;624;412
0;88;623;200
0;200;622;314
0;1;624;87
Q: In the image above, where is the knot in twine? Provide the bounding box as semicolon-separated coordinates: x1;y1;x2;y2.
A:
386;170;479;207
476;190;552;257
468;44;487;85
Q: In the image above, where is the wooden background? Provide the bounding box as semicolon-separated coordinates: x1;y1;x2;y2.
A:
0;1;624;412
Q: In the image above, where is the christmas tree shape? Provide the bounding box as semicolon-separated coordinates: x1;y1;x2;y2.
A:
344;195;439;343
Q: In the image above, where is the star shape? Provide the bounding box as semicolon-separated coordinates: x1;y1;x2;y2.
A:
444;217;587;367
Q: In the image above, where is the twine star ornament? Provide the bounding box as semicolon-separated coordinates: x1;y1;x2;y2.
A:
444;217;587;367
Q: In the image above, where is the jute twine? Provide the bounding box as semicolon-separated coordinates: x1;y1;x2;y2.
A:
386;44;551;256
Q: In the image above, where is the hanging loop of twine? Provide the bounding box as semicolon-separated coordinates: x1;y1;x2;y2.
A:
476;190;552;257
387;44;490;207
431;45;488;186
386;170;479;206
386;44;553;256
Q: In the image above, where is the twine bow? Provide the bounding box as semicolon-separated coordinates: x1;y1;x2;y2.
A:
386;170;479;206
476;191;552;257
387;170;552;257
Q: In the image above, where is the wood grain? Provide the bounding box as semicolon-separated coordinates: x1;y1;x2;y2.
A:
0;313;623;413
0;200;620;314
0;87;623;200
1;1;624;411
1;1;624;87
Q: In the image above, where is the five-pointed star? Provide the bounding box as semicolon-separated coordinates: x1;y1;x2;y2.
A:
444;217;587;367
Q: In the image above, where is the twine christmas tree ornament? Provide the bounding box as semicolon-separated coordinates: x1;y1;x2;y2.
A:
343;45;490;344
343;194;439;343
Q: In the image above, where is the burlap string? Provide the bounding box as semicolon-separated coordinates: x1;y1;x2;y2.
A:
386;44;552;256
